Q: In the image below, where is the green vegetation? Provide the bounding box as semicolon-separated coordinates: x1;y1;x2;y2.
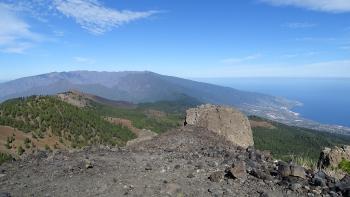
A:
138;94;202;115
0;96;135;147
17;146;25;155
45;144;51;151
2;92;348;168
4;136;15;149
24;138;31;149
0;153;12;165
251;116;350;163
90;95;201;133
339;159;350;174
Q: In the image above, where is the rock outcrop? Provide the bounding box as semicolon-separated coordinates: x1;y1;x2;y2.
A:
185;104;254;148
318;145;350;169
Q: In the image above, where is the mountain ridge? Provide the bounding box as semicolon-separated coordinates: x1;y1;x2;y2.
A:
0;71;296;106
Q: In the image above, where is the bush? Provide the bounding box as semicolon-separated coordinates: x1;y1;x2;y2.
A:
4;142;11;149
24;137;31;144
0;153;12;165
45;144;51;151
339;159;350;174
17;146;25;156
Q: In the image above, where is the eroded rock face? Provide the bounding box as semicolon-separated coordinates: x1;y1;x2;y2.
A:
318;146;350;169
185;104;254;148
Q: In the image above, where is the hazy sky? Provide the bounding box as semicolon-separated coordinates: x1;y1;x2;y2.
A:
0;0;349;80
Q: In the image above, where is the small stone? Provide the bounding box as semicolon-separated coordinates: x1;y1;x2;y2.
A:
289;183;302;191
328;191;339;197
312;176;326;187
278;162;291;177
304;185;310;190
0;192;11;197
187;172;195;178
195;162;204;170
85;160;93;169
312;189;322;195
145;163;152;171
260;191;283;197
208;188;224;197
207;161;218;167
162;183;181;195
229;161;247;179
250;169;273;181
174;164;181;169
290;165;306;179
209;171;223;182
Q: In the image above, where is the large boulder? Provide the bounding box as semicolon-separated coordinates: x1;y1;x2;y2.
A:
318;146;350;169
185;104;254;148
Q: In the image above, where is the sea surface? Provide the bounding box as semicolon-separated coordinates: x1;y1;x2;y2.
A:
196;78;350;127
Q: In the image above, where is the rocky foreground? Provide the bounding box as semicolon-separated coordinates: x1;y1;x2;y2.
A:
0;105;349;197
0;125;348;197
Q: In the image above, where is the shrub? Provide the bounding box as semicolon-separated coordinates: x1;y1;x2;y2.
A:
17;146;25;155
4;142;11;149
338;159;350;174
37;131;44;139
24;138;31;144
0;153;12;165
45;144;51;151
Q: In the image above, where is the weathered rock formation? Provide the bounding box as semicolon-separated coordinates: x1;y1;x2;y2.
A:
185;104;254;148
318;145;350;169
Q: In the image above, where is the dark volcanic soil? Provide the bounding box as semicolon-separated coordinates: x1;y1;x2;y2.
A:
0;126;305;197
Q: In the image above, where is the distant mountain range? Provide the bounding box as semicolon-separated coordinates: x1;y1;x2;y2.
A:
0;71;296;108
0;71;349;135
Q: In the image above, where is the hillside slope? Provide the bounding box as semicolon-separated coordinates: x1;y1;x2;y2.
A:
0;96;135;153
251;116;350;162
1;91;349;164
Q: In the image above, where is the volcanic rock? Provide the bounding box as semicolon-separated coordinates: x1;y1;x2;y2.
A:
185;104;254;148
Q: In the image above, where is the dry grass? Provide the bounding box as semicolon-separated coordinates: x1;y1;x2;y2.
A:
249;120;276;129
288;155;317;170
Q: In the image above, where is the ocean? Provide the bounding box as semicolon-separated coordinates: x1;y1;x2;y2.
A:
196;78;350;127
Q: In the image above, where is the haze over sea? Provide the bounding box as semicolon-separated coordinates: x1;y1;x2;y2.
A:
197;78;350;128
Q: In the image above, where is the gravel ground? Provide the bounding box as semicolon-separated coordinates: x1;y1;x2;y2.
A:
0;126;307;197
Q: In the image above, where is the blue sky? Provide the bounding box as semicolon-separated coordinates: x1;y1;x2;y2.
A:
0;0;349;80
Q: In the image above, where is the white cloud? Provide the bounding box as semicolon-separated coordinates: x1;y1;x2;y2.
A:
53;30;65;37
284;22;317;29
195;59;350;78
282;51;319;58
53;0;158;35
294;37;336;42
0;3;43;53
260;0;350;13
221;53;262;64
74;56;95;64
